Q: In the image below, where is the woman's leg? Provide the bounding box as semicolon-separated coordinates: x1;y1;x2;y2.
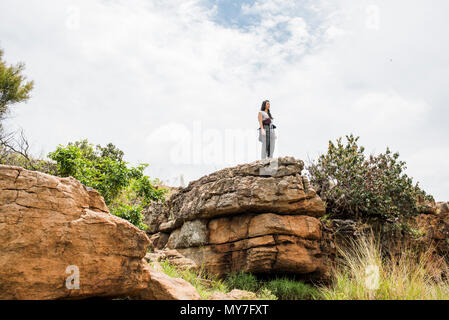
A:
266;126;271;158
270;128;275;158
261;131;267;159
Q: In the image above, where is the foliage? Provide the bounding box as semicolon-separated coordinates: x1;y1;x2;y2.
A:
262;278;320;300
0;48;34;163
307;134;434;220
224;271;319;300
0;149;57;175
158;260;279;300
225;271;260;292
110;203;148;231
0;48;34;128
257;287;278;300
48;139;167;229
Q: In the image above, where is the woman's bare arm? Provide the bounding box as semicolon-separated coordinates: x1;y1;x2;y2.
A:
258;112;265;135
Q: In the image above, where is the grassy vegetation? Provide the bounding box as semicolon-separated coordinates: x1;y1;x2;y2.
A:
318;234;449;300
157;260;319;300
225;271;319;300
158;259;229;300
263;278;320;300
155;233;449;300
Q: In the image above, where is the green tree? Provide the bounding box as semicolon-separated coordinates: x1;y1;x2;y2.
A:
0;48;34;128
0;48;35;168
307;134;434;220
48;140;167;230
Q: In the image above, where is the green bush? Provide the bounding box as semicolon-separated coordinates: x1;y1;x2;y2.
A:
0;147;57;175
110;203;148;231
48;139;167;229
307;134;434;220
0;47;34;123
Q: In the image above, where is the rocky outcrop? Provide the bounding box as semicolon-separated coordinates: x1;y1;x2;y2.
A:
0;165;151;300
145;157;329;278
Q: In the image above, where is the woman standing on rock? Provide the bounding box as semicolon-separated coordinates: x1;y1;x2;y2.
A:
258;100;277;159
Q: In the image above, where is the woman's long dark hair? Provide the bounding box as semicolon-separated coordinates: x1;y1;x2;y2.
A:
261;100;273;119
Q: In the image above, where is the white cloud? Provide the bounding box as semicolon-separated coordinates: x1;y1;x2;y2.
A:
352;92;430;128
1;0;448;200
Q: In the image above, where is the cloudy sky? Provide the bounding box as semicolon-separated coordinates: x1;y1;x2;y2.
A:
1;0;448;200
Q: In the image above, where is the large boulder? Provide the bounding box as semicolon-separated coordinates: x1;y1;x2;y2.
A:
145;157;330;279
0;165;151;300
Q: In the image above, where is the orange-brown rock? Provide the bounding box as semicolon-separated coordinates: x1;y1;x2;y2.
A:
155;214;328;277
146;249;199;271
145;157;329;279
133;267;200;300
144;157;326;234
172;232;327;277
0;165;151;300
208;213;321;244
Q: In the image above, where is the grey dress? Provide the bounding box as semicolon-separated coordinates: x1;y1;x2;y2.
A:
258;111;276;159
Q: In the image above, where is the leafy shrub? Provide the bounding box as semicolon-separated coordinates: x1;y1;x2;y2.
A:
307;134;434;220
48;139;167;229
110;203;148;231
0;47;34;125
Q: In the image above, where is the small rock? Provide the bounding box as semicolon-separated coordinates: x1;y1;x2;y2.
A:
209;289;257;300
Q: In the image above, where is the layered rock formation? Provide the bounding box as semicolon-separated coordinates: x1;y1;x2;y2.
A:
145;157;330;278
0;165;151;300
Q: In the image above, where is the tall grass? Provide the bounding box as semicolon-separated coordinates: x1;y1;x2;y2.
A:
157;233;449;300
319;233;449;300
